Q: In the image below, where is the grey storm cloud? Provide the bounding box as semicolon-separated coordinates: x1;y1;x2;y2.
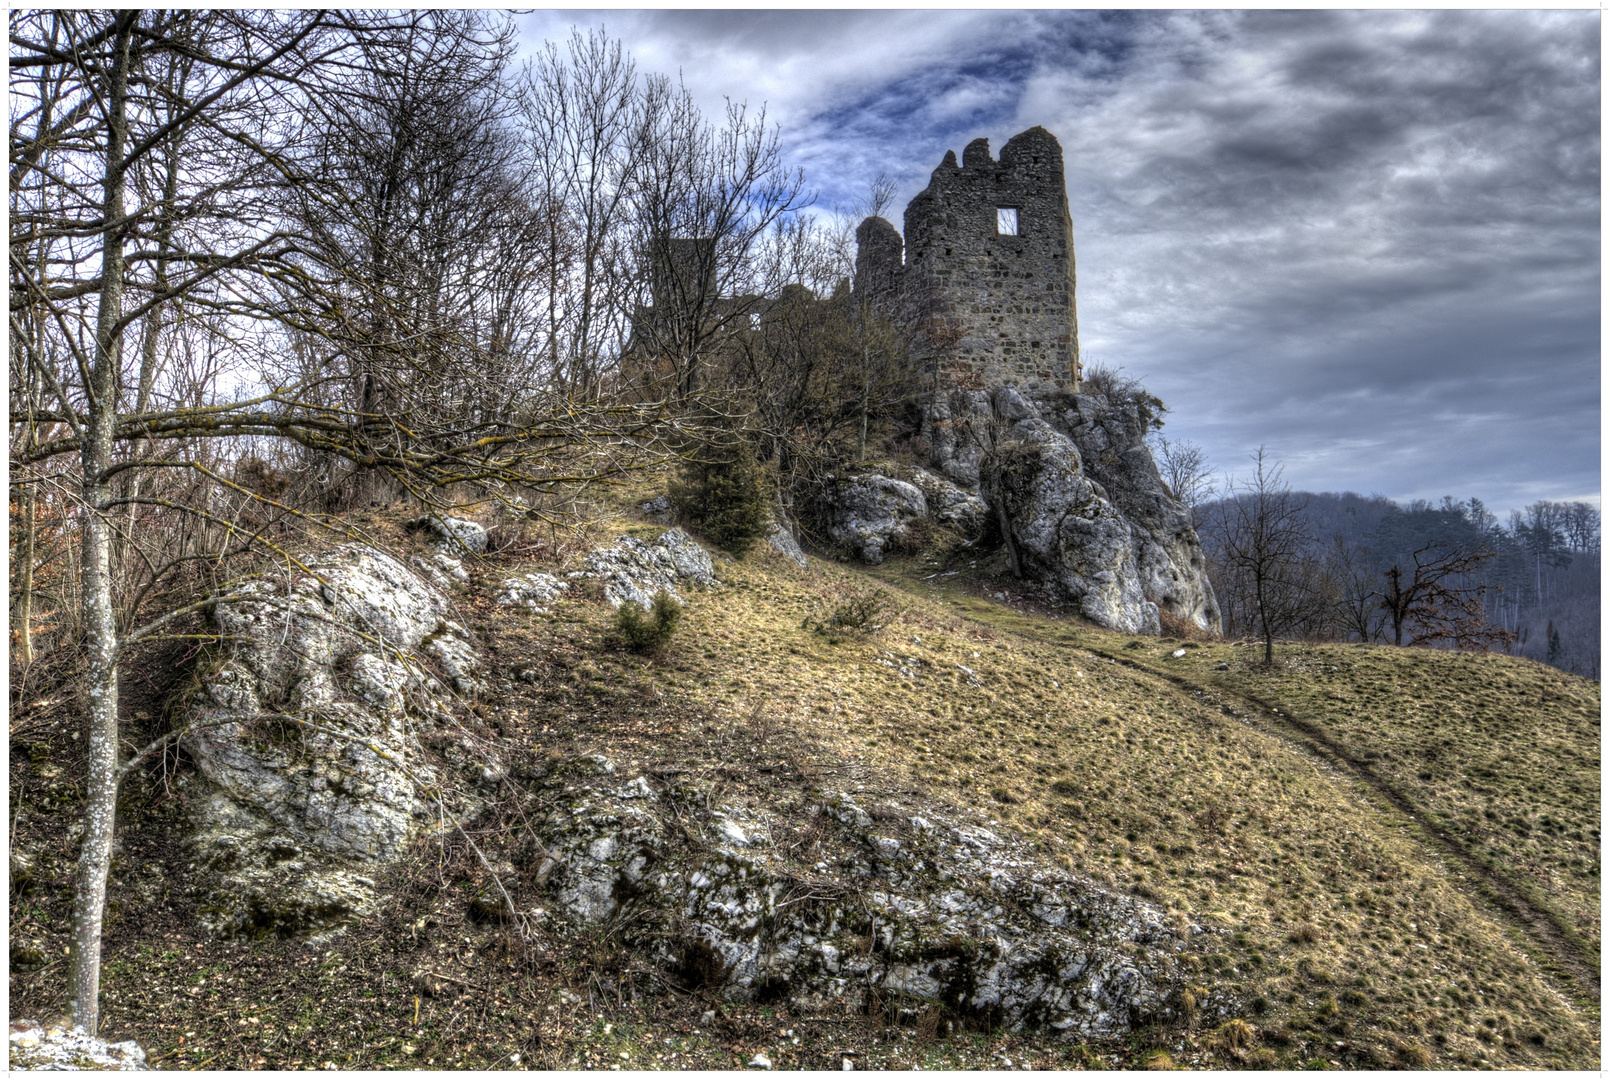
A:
515;10;1599;516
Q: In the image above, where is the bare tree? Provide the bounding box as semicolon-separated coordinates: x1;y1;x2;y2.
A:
724;276;919;521
974;402;1029;579
1378;542;1512;649
1326;534;1386;642
519;28;645;397
1211;448;1320;665
625;77;810;401
8;10;675;1035
1561;501;1600;554
1151;434;1214;522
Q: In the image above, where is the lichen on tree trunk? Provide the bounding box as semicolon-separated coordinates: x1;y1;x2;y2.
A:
66;14;134;1038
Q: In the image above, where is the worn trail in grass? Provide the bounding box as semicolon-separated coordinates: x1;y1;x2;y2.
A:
853;556;1599;1067
1079;639;1600;1010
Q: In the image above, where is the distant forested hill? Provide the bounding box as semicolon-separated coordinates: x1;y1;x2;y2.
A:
1197;492;1599;678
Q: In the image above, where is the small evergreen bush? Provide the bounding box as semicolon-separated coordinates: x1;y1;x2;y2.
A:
669;437;770;556
613;590;682;653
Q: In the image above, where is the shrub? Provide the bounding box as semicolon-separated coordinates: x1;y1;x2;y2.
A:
233;455;291;499
1209;1018;1256;1053
885;514;936;557
669;437;770;556
1394;1041;1433;1067
613;591;682;653
1082;364;1168;434
803;587;887;640
1288;922;1322;944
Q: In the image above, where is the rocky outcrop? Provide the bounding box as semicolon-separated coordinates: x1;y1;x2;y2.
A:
907;466;989;537
919;388;992;487
9;1021;148;1071
984;418;1160;635
406;513;486;590
639;495;673;524
820;474;928;564
1039;393;1221;632
574;528;718;609
525;755;1213;1038
767;515;808;569
405;513;487;554
495;572;570;613
911;386;1219;634
174;545;496;938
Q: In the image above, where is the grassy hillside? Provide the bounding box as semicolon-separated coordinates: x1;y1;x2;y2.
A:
8;501;1600;1069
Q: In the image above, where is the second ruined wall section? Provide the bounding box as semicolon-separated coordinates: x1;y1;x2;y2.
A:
897;126;1080;395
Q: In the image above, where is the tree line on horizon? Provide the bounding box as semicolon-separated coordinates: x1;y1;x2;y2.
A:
1154;439;1599;677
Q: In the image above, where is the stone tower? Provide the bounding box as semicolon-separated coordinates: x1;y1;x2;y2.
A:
855;126;1081;395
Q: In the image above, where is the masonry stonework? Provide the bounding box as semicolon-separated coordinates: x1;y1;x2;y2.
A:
855;126;1081;396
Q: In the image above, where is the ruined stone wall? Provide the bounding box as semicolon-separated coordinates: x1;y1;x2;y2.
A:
855;126;1081;396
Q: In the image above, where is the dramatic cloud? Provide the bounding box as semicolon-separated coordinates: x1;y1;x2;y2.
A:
516;10;1599;516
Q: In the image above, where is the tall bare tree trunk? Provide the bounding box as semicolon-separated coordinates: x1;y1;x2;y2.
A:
68;14;134;1037
15;482;37;666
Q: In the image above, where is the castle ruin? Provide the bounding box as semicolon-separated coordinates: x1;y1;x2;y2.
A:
855;125;1082;396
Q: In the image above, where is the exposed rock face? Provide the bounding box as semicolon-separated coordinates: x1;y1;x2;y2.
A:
639;494;673;524
9;1021;148;1071
1040;393;1221;632
821;474;928;564
528;756;1211;1038
406;514;485;590
575;528;717;609
984;418;1160;635
767;517;808;569
495;572;570;613
405;514;487;554
912;386;1219;635
920;388;992;487
175;545;493;938
908;466;989;537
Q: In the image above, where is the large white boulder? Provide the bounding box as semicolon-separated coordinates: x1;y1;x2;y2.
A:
821;474;928;564
575;528;717;609
985;419;1161;636
9;1021;148;1071
406;514;488;554
527;757;1214;1039
176;544;493;938
908;466;990;537
915;385;1219;634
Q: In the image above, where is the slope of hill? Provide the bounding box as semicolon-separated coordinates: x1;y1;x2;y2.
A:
8;503;1600;1069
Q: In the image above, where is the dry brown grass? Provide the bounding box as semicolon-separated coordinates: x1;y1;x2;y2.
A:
9;485;1600;1070
443;514;1599;1068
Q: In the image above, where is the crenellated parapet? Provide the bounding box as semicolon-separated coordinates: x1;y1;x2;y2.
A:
856;126;1081;396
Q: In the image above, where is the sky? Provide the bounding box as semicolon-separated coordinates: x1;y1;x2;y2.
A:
515;9;1600;518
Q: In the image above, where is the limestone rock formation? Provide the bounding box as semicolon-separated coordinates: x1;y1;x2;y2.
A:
907;466;989;537
984;418;1161;635
919;388;992;487
911;386;1219;635
9;1021;148;1071
639;494;673;524
174;544;495;938
526;755;1214;1038
405;513;486;590
405;513;487;554
767;518;808;569
1041;393;1221;632
820;474;928;564
495;572;570;613
574;528;717;609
